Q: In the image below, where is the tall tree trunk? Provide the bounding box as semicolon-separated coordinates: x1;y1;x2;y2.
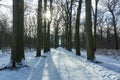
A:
75;0;82;56
65;20;69;49
107;25;110;49
65;0;69;50
11;0;24;67
68;0;73;51
111;12;118;50
46;21;50;51
44;0;47;53
46;0;53;51
63;29;65;48
85;0;95;61
93;0;99;51
64;20;67;48
55;21;59;48
100;26;103;48
36;0;42;56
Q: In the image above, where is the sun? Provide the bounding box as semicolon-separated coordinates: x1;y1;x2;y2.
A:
45;10;51;20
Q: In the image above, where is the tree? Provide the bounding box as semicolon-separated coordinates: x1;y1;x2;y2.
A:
68;0;73;51
54;20;59;48
107;0;119;50
46;0;53;51
93;0;99;51
52;7;62;48
36;0;42;56
75;0;82;56
44;0;47;53
85;0;95;61
59;0;73;51
106;19;111;49
11;0;25;67
0;19;7;49
55;0;68;49
65;0;69;50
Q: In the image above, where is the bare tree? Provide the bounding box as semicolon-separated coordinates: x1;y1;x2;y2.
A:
44;0;47;53
107;0;119;50
85;0;95;61
11;0;25;67
93;0;99;51
75;0;82;56
36;0;42;56
46;0;53;51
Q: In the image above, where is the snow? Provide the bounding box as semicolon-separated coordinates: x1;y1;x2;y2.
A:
0;48;120;80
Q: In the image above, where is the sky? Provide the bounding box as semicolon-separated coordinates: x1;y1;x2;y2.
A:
0;0;38;25
0;0;114;29
0;0;97;20
0;0;12;20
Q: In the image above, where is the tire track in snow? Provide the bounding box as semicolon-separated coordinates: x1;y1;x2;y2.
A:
42;53;61;80
27;56;47;80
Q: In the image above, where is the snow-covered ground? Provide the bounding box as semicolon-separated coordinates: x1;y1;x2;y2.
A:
0;48;120;80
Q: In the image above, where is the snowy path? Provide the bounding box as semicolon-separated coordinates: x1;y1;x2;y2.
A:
29;49;92;80
51;49;91;80
51;48;120;80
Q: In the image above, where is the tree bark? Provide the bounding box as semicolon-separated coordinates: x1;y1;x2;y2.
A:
55;21;59;48
75;0;82;56
36;0;42;56
111;12;118;50
93;0;99;51
46;0;53;51
44;0;47;53
11;0;25;67
85;0;95;60
68;0;73;51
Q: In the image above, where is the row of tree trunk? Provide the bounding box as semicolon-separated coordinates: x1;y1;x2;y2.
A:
62;0;95;60
11;0;119;67
10;0;53;67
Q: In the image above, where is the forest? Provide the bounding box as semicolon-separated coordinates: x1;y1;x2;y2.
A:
0;0;120;80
